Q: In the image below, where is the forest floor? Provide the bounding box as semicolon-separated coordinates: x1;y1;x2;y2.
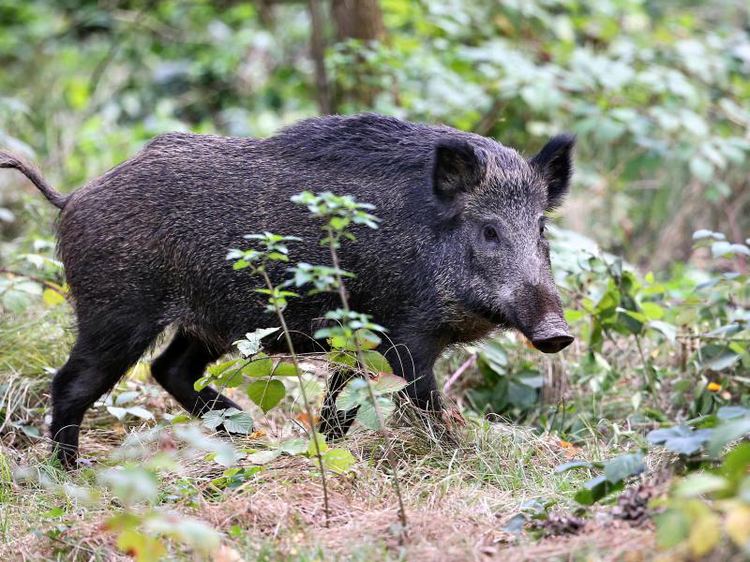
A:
0;308;662;561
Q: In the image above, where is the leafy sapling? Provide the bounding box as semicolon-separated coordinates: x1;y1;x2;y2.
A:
227;231;333;524
291;190;408;531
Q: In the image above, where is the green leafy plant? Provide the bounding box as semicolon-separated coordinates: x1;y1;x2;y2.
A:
225;230;333;524
290;190;408;531
656;444;750;558
556;451;646;506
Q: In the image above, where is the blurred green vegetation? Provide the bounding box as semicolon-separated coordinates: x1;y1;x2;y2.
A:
1;0;749;266
1;1;750;559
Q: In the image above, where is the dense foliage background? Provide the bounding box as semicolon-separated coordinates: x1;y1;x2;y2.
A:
0;1;749;560
2;0;749;264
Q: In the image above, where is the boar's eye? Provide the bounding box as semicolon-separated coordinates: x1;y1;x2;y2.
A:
483;225;499;242
539;217;547;236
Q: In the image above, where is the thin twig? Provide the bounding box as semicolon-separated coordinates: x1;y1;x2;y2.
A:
260;268;330;527
442;355;476;393
326;226;408;535
0;268;68;300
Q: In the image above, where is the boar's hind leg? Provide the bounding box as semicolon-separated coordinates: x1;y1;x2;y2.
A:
50;321;160;468
150;331;242;417
318;368;359;440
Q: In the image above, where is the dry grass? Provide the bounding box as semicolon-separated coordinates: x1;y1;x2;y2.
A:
0;410;659;561
0;308;660;561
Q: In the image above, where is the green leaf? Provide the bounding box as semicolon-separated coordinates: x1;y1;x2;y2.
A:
604;452;645;483
125;406;154;420
513;370;544;389
222;410;254;435
717;406;750;420
649;320;677;343
564;309;585;323
641;302;664;320
207;360;237;376
503;513;527;535
246;379;286;413
241;357;274;378
656;508;690;549
336;378;369;410
355;397;394;430
647;426;713;455
194;375;212;392
272;362;300;377
165;517;222;554
205;360;245;388
329;329;382;350
574;475;624;505
278;438;308;456
43;288;65;307
246;450;281;465
267;251;289;262
116;530;165;562
107;406;128;421
554;460;594;473
321;448;356;474
508;381;538;407
115;391;140;406
360;350;393;375
98;465;159;505
2;289;31;314
690;156;714;182
722;444;750;484
373;373;408;395
327;350;357;369
675;473;727;498
307;433;328;456
707;418;750;457
201;409;227;430
234;327;279;357
704;352;741;372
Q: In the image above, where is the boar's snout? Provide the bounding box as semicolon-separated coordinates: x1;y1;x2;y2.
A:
503;282;575;354
531;332;574;353
528;314;574;354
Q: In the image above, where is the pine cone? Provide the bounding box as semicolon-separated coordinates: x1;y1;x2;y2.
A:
529;513;586;537
612;480;660;522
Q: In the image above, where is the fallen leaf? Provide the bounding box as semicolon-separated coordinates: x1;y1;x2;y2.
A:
295;412;319;428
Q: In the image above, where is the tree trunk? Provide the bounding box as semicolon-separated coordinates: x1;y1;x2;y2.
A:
331;0;385;42
331;0;386;109
308;0;333;114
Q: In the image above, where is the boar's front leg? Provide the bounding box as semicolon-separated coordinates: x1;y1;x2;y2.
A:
383;333;443;412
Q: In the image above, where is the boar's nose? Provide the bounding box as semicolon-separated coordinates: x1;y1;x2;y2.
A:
528;313;574;354
531;333;574;353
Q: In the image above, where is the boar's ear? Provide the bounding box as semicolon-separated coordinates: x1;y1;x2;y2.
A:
431;138;487;204
529;134;575;210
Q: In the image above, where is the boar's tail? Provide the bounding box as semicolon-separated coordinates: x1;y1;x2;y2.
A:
0;150;68;210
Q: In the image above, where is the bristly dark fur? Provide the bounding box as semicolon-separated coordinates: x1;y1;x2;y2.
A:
0;112;575;466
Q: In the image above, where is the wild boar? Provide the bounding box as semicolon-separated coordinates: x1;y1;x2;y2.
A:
0;113;574;466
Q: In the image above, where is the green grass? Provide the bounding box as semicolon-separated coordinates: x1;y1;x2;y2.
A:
0;304;662;561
